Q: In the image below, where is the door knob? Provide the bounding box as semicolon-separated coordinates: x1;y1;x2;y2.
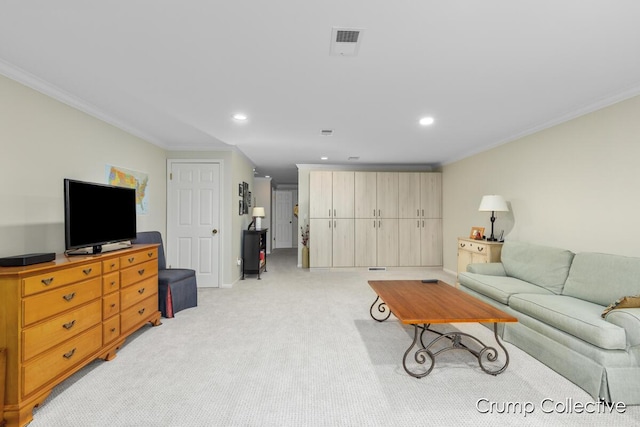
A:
212;229;218;234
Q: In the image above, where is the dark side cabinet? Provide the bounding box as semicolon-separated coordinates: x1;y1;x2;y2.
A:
242;229;268;279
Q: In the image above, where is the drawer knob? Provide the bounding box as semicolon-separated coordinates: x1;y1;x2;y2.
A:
62;292;76;302
147;252;154;258
111;327;117;333
111;263;116;268
41;277;54;286
138;269;145;276
138;287;145;294
138;308;146;315
128;257;135;263
110;281;116;287
82;268;92;275
111;303;116;308
62;320;76;330
63;348;76;359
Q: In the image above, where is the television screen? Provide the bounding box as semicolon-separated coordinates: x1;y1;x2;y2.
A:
64;179;137;253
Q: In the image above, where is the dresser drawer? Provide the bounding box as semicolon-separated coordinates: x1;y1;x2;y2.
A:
22;277;102;326
102;315;121;345
102;271;120;295
22;325;102;397
102;258;120;274
120;276;157;310
103;292;120;319
120;248;158;269
22;300;102;362
121;259;158;288
458;240;488;254
121;295;157;333
22;261;101;296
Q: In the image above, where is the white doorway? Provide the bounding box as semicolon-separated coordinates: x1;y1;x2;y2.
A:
274;190;293;248
167;160;222;287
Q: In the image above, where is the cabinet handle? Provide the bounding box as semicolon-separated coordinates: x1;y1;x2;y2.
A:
334;221;337;228
373;209;376;217
422;220;425;227
138;287;145;294
62;292;76;302
82;268;92;275
41;277;54;286
460;243;466;248
110;327;117;333
148;251;154;257
477;247;484;252
373;220;376;228
128;257;135;263
422;209;424;216
379;221;381;228
138;268;145;276
138;308;146;315
417;209;419;216
63;348;76;359
378;209;381;216
328;220;331;228
62;320;76;330
110;263;116;268
111;303;116;308
417;220;419;228
334;209;336;217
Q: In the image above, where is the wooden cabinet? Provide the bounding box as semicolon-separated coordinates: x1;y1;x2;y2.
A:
242;229;268;279
457;237;503;276
0;244;161;427
310;170;442;269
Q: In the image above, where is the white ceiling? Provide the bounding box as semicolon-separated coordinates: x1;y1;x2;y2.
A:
2;1;640;185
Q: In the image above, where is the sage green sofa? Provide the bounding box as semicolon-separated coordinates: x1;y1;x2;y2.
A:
458;240;640;404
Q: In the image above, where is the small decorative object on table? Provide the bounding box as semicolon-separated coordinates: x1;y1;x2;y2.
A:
301;224;310;268
470;226;485;240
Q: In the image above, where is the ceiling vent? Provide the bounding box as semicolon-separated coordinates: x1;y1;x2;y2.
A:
330;27;364;57
321;129;334;136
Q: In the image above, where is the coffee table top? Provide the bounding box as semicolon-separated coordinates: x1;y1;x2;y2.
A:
368;280;518;325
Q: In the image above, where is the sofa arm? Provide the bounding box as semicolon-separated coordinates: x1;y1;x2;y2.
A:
466;262;507;276
605;308;640;348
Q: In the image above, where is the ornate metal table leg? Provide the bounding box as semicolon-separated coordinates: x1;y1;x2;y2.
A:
369;295;391;322
403;324;435;378
403;323;510;378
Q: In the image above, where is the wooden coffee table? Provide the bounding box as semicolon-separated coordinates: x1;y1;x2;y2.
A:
368;279;518;378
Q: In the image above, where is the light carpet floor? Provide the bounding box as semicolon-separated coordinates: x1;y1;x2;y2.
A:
29;249;640;426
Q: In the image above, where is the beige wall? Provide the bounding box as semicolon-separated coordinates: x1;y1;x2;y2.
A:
0;74;166;257
442;94;640;273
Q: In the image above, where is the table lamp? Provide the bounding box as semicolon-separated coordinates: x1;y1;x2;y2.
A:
478;195;508;241
252;207;265;230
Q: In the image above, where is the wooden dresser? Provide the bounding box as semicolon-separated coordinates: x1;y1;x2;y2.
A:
457;237;503;277
0;244;161;427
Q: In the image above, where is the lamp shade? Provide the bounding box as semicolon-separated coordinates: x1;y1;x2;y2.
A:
252;207;265;218
478;195;508;212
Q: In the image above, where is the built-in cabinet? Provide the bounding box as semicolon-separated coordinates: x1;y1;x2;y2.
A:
309;171;355;267
310;170;442;268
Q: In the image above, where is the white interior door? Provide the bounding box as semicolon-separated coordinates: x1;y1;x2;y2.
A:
167;161;221;287
275;191;293;248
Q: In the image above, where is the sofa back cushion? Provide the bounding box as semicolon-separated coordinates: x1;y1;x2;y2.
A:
562;252;640;306
501;241;575;294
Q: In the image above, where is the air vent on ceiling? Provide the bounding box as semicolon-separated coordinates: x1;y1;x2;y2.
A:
330;27;364;56
348;156;360;161
321;129;334;136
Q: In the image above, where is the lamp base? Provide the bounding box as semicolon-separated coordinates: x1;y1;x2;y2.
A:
255;217;262;230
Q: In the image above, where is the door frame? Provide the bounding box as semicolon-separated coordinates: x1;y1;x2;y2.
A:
166;158;225;288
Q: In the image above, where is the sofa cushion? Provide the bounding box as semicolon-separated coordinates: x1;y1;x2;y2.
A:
500;241;574;294
509;293;627;350
562;252;640;306
459;272;553;305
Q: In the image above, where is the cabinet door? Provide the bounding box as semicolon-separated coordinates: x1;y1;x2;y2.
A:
332;219;354;267
420;219;442;266
332;171;354;218
398;219;421;266
309;171;333;218
376;172;399;218
398;173;421;219
376;218;398;266
355;219;377;266
309;219;332;267
420;173;442;218
354;172;377;218
457;249;472;275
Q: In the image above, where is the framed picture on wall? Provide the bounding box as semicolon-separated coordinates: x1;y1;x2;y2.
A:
239;200;244;216
247;192;252;208
239;183;244;197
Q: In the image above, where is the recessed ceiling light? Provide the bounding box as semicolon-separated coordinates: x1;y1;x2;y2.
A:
232;113;248;121
321;156;328;160
265;175;271;178
419;116;435;126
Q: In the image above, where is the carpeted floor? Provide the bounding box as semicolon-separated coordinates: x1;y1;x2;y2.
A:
30;249;640;426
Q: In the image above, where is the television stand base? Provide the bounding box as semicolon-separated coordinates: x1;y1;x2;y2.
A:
65;241;132;256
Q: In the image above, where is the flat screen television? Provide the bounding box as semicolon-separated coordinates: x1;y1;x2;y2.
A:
64;178;137;255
